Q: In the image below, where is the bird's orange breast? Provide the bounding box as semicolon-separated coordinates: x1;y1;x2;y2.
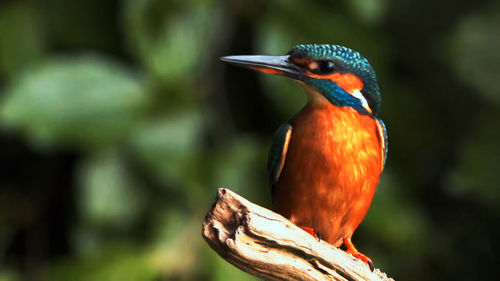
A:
273;102;383;246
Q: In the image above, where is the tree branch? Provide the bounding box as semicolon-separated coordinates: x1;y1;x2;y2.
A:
202;188;394;281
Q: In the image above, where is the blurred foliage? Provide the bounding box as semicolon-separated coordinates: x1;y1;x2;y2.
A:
1;56;147;149
0;0;498;281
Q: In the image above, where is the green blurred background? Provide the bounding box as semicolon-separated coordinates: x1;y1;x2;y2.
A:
0;0;499;280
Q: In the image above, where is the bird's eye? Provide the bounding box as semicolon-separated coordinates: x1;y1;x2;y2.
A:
309;60;336;75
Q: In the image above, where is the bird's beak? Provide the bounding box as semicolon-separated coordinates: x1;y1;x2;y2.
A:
220;55;304;80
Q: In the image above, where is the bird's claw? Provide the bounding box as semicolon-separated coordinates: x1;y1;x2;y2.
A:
299;226;321;241
343;237;375;271
348;251;375;271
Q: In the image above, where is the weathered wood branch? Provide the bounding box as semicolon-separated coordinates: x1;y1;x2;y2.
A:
202;188;394;281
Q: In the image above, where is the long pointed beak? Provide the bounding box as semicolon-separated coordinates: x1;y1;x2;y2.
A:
220;55;304;80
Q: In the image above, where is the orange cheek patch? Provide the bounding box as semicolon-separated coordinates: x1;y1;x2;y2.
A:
250;66;284;75
308;72;364;93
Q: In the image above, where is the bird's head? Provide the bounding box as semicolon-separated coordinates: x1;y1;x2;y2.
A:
221;44;381;116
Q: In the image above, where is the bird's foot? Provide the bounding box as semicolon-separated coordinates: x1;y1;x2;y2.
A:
347;251;374;272
299;226;321;241
343;237;374;271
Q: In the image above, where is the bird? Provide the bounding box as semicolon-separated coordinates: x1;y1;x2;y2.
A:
221;44;387;271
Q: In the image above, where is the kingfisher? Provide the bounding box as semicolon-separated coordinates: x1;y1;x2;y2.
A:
221;44;387;271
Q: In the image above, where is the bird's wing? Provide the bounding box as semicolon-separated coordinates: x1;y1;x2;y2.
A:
375;118;388;171
267;123;293;194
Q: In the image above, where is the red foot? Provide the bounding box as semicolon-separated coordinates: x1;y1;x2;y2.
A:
299;226;319;240
343;237;375;271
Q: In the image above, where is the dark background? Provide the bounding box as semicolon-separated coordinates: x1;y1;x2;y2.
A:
0;0;499;280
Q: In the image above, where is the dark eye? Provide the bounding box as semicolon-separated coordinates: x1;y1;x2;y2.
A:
309;60;336;75
318;60;335;74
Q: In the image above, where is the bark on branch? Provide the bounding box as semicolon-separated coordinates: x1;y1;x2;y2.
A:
202;188;394;281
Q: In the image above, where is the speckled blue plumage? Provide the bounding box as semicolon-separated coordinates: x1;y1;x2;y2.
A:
290;44;381;115
291;44;364;61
